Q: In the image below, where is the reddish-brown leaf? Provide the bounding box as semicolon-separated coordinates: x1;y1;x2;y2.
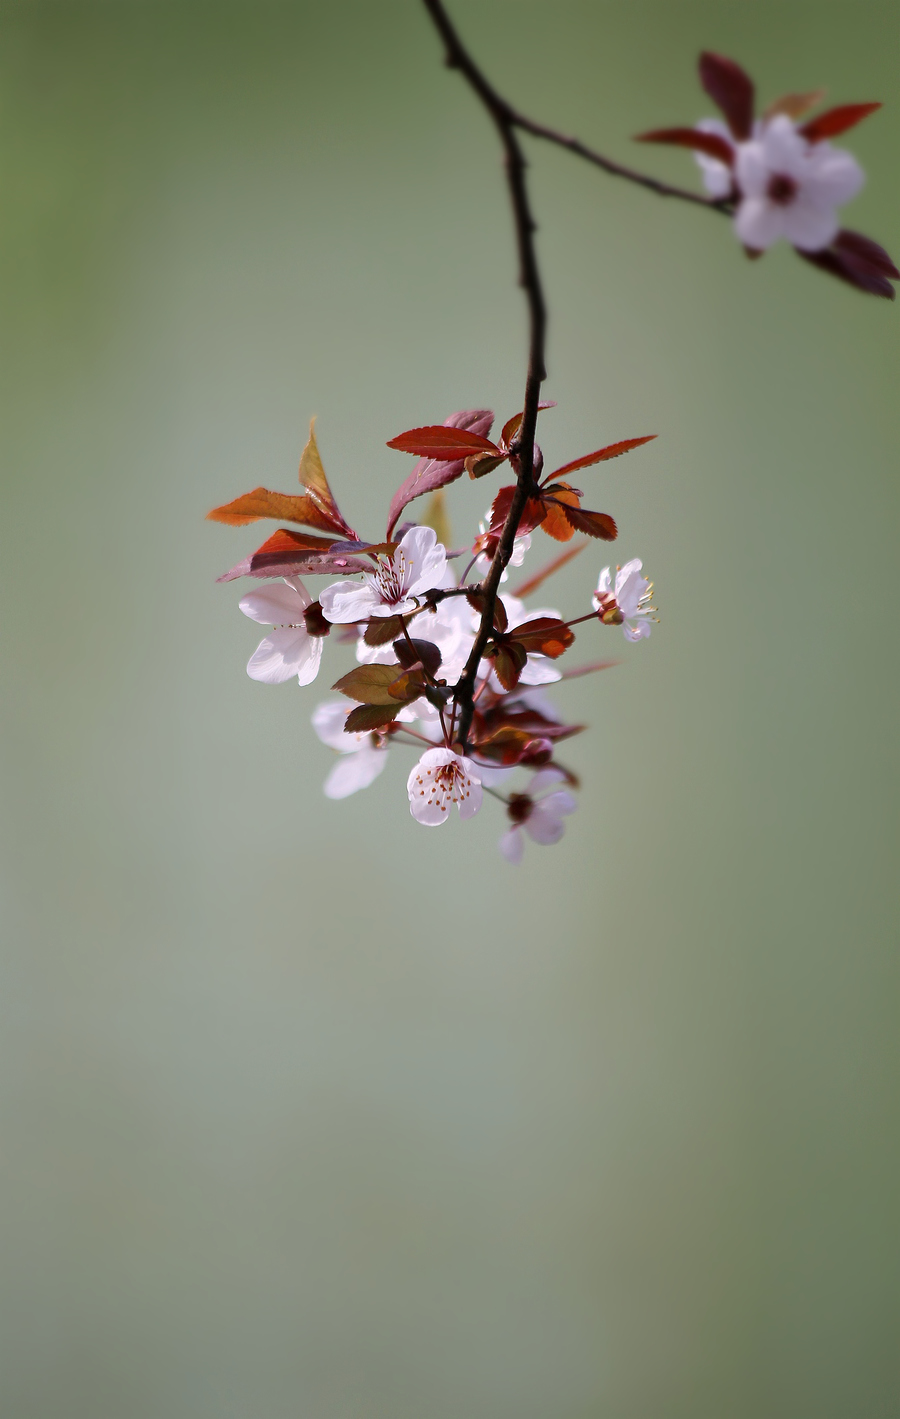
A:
549;435;656;480
386;409;494;538
540;484;581;542
835;230;900;278
394;637;442;679
206;487;339;531
510;617;575;658
698;51;755;140
488;642;528;692
561;506;618;540
387;666;428;702
364;614;408;646
465;451;508;479
499;400;557;450
488;485;548;539
560;660;619;680
798;243;897;299
472;726;547;766
511;541;588;599
332;664;404;705
635;126;735;166
799;103;881;143
387;426;501;459
466;589;508;634
344;703;401;733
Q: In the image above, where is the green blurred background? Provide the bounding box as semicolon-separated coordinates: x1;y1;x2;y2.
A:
2;2;898;1415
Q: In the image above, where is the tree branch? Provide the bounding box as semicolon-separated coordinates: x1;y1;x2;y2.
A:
421;0;728;750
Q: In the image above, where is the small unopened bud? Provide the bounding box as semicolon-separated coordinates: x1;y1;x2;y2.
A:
519;737;553;765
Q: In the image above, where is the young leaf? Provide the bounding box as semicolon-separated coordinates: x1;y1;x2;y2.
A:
387;426;501;459
560;660;619;680
634;127;735;166
798;230;898;300
206;487;339;530
561;506;618;540
488;485;548;539
763;90;826;122
539;484;581;542
297;419;356;537
387;665;428;702
248;528;371;576
420;489;452;548
465;451;509;479
799;103;881;143
499;400;557;449
466;588;509;633
698;51;755;141
332;664;405;705
835;230;900;278
489;641;528;692
344;703;401;733
510;617;575;658
364;614;409;646
385;408;493;538
549;435;656;480
394;637;442;678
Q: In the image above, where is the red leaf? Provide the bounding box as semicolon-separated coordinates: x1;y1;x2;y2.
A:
561;506;618;541
799;103;881;143
364;614;409;646
488;485;548;539
488;642;528;692
798;243;897;300
549;435;656;480
332;664;404;706
387;426;501;459
635;126;735;166
698;51;755;140
499;400;557;450
215;527;370;581
835;229;900;279
394;637;442;679
510;617;575;658
385;408;493;538
465;451;508;479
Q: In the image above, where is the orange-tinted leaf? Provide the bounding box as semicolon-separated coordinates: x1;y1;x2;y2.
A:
332;664;404;706
635;127;735;165
511;541;588;599
763;90;825;122
799;103;881;143
561;506;618;540
387;665;427;701
467;589;508;633
251;528;337;556
511;617;574;658
206;487;336;529
344;703;400;733
387;426;500;459
698;51;755;141
540;484;581;542
465;451;508;479
550;435;656;480
473;726;539;765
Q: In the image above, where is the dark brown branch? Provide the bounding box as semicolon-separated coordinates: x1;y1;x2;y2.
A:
422;0;547;751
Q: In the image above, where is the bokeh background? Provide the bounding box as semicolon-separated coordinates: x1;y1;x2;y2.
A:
2;2;898;1415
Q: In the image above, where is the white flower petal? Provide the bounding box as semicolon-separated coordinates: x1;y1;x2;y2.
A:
246;627;310;684
400;524;447;597
323;745;387;799
239;581;308;626
319;580;378;624
312;700;356;751
623;619;652;643
806;147;865;208
517;657;562;686
760;114;807;176
407;748;482;826
595;566;613;598
781;196;839;252
528;766;567;795
734;196;786;250
734;142;769;199
525;803;568;846
540;789;577;816
498;827;524;863
295;633;324;686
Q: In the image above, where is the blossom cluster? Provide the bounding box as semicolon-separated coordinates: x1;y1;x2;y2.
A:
638;51;898;298
208;410;657;858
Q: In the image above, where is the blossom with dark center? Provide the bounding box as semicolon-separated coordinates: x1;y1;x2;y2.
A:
407;748;482;826
734;115;864;252
319;525;447;623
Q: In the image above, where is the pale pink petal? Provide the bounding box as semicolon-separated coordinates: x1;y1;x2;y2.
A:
498;827;524;863
323;745;387;799
760;115;807;177
805;148;864;208
517;657;562;686
595;566;613;600
734;196;785;250
239;581;307;626
525;803;567;846
476;763;514;789
295;633;324;686
734;142;769;199
312;700;355;751
540;789;577;816
781;197;839;252
401;524;447;597
319;580;379;624
529;766;567;795
283;576;313;609
407;749;482;825
623;619;652;643
246;627;309;684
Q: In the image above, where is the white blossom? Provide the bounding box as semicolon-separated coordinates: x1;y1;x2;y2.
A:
693;116;738;199
498;768;577;862
239;577;324;685
593;559;655;642
734;114;864;252
407;747;482;826
319;525;447;623
311;700;389;799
